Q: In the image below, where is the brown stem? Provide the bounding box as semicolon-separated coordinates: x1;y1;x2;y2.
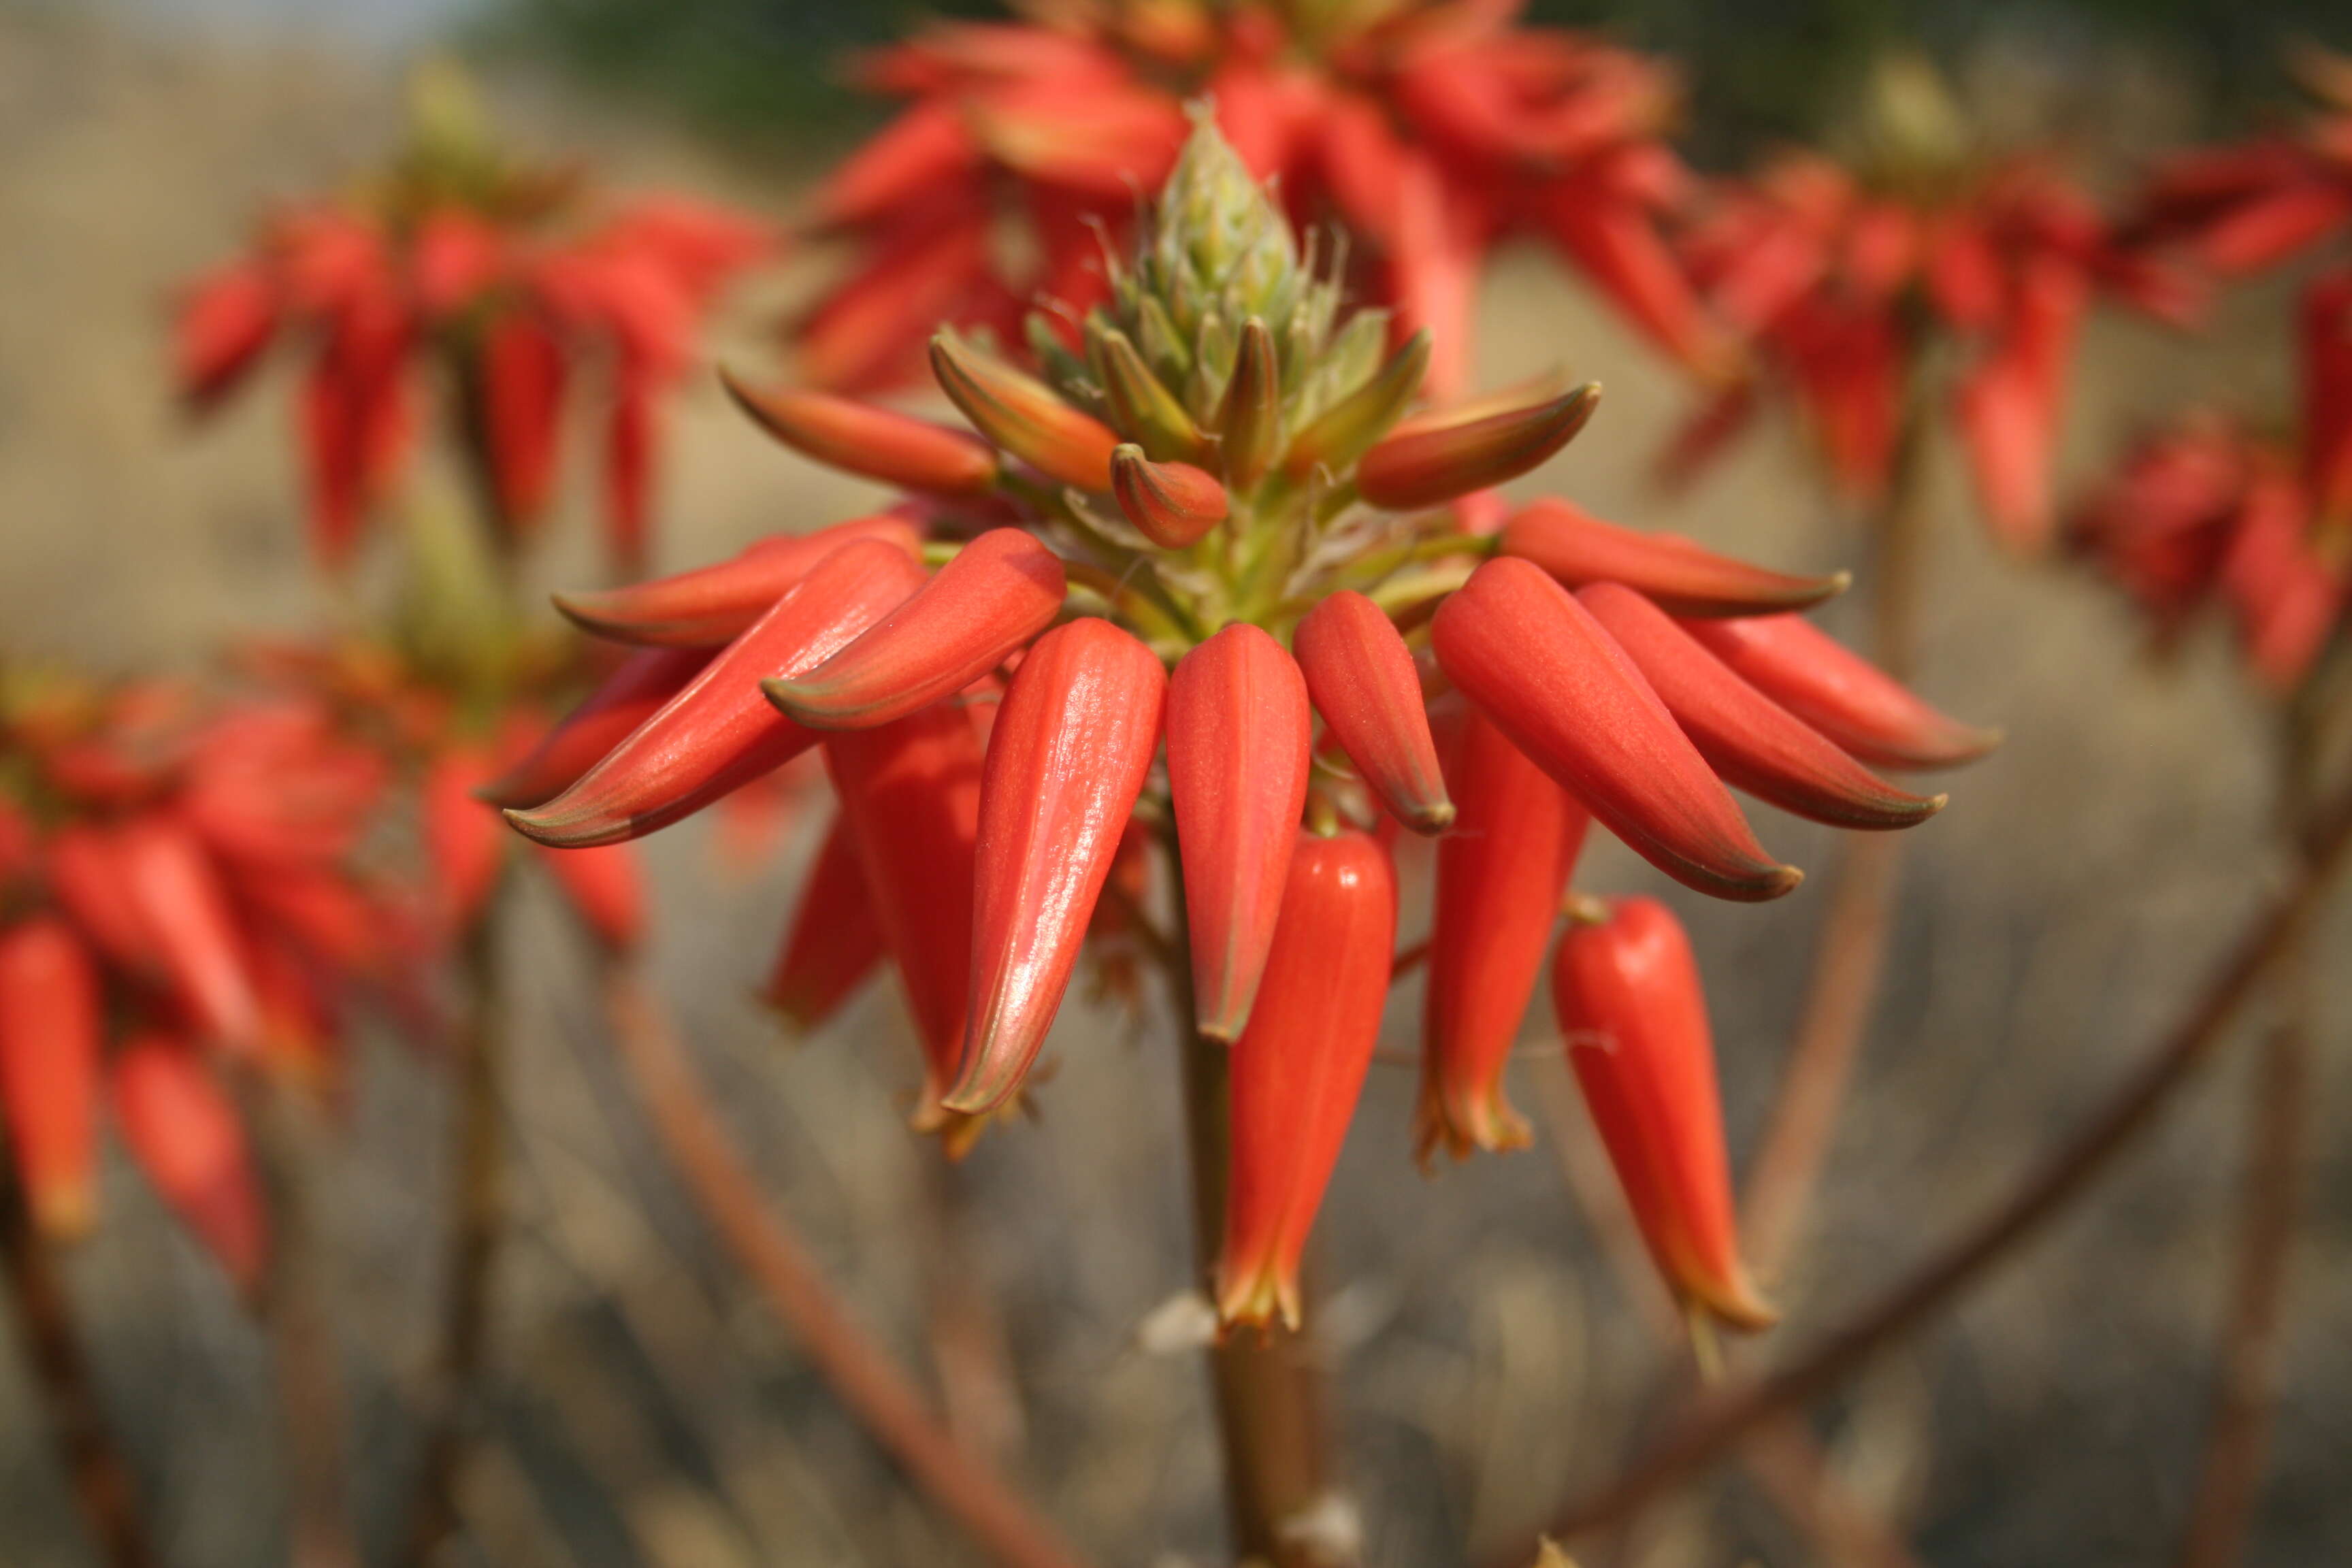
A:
237;1069;363;1568
2174;727;2323;1568
404;912;507;1567
1162;838;1346;1567
598;960;1089;1568
1742;402;1932;1279
1514;770;2352;1550
0;1170;157;1568
2173;983;2309;1568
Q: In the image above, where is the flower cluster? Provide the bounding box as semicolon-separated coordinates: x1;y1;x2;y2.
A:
1669;61;2190;552
2121;46;2352;282
503;119;1995;1331
793;0;1718;401
174;67;768;576
2068;412;2347;695
0;672;405;1291
236;635;650;957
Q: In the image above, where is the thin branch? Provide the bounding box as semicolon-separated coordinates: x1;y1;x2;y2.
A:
0;1170;157;1568
1741;399;1931;1281
405;912;508;1567
598;961;1090;1568
2174;951;2311;1568
236;1068;363;1568
1742;832;1906;1277
1516;771;2352;1548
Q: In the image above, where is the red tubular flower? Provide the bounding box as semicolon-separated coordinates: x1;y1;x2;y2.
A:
1501;497;1849;615
1433;559;1801;901
1218;828;1396;1329
480;310;568;529
553;514;922;648
764;529;1067;730
1416;710;1590;1163
2305;270;2352;524
46;825;165;980
1579;583;1947;829
0;918;103;1239
1552;897;1776;1332
824;703;989;1142
1292;591;1454;834
1680;613;2002;770
174;261;280;412
1166;625;1313;1041
947;619;1167;1113
116;815;264;1056
760;813;884;1030
109;1036;268;1296
476;647;714;810
721;373;1001;495
511;538;926;847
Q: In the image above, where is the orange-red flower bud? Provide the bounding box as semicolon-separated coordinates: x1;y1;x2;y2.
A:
760;813;883;1030
0;918;103;1239
824;704;988;1145
931;331;1121;491
764;528;1066;730
1416;711;1590;1163
513;538;925;847
1111;445;1229;549
721;372;1000;495
477;647;713;810
1217;828;1396;1329
947;619;1167;1113
116;816;265;1055
110;1036;267;1296
1357;382;1601;512
1433;559;1800;902
1501;498;1848;616
1292;591;1454;834
1167;625;1312;1041
1552;898;1776;1333
553;512;922;647
1680;613;2002;770
1578;584;1946;830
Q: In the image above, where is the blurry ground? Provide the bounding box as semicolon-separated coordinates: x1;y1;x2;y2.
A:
0;8;2347;1567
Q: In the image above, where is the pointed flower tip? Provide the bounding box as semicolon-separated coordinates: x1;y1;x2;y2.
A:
1407;800;1458;835
1697;1270;1782;1334
1358;381;1601;512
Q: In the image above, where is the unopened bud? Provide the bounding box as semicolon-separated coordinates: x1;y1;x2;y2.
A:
931;330;1121;491
1111;444;1229;548
1358;382;1602;511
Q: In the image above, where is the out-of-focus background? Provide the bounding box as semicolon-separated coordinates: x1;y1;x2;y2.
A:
1;1;2347;1565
